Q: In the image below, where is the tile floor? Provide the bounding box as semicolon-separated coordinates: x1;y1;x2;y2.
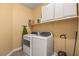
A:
10;50;28;56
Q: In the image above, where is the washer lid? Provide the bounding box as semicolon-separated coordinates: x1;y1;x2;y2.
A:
39;32;51;37
31;32;38;35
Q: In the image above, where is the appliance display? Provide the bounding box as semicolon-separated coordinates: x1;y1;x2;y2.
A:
23;32;53;56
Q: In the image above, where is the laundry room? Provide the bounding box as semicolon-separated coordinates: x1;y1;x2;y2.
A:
0;3;79;56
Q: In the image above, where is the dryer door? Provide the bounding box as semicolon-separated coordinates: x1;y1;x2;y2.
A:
32;37;47;56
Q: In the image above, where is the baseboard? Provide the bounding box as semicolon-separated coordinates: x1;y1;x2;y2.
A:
6;47;22;56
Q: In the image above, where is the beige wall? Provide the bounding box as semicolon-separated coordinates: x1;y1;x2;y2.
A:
32;5;42;20
31;5;78;56
0;4;33;55
0;4;12;55
12;4;33;49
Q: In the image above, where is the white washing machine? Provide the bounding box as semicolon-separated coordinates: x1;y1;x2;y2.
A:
23;32;54;56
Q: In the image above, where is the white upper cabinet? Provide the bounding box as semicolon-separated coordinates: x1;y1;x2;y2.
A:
41;3;77;23
54;3;64;18
42;4;54;21
63;3;77;17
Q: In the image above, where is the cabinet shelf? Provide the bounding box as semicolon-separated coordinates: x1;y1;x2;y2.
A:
40;3;77;25
35;16;78;25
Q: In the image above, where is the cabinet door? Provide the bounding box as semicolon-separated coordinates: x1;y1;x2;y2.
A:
32;37;47;56
42;4;54;21
54;3;64;18
42;4;48;21
64;3;77;17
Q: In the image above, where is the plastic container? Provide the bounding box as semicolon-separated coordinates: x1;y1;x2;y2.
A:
28;19;31;27
31;20;35;27
37;18;40;24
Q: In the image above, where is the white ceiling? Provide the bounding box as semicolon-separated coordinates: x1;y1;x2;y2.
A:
22;3;43;9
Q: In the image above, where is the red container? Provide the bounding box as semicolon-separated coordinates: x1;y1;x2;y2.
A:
31;20;35;27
